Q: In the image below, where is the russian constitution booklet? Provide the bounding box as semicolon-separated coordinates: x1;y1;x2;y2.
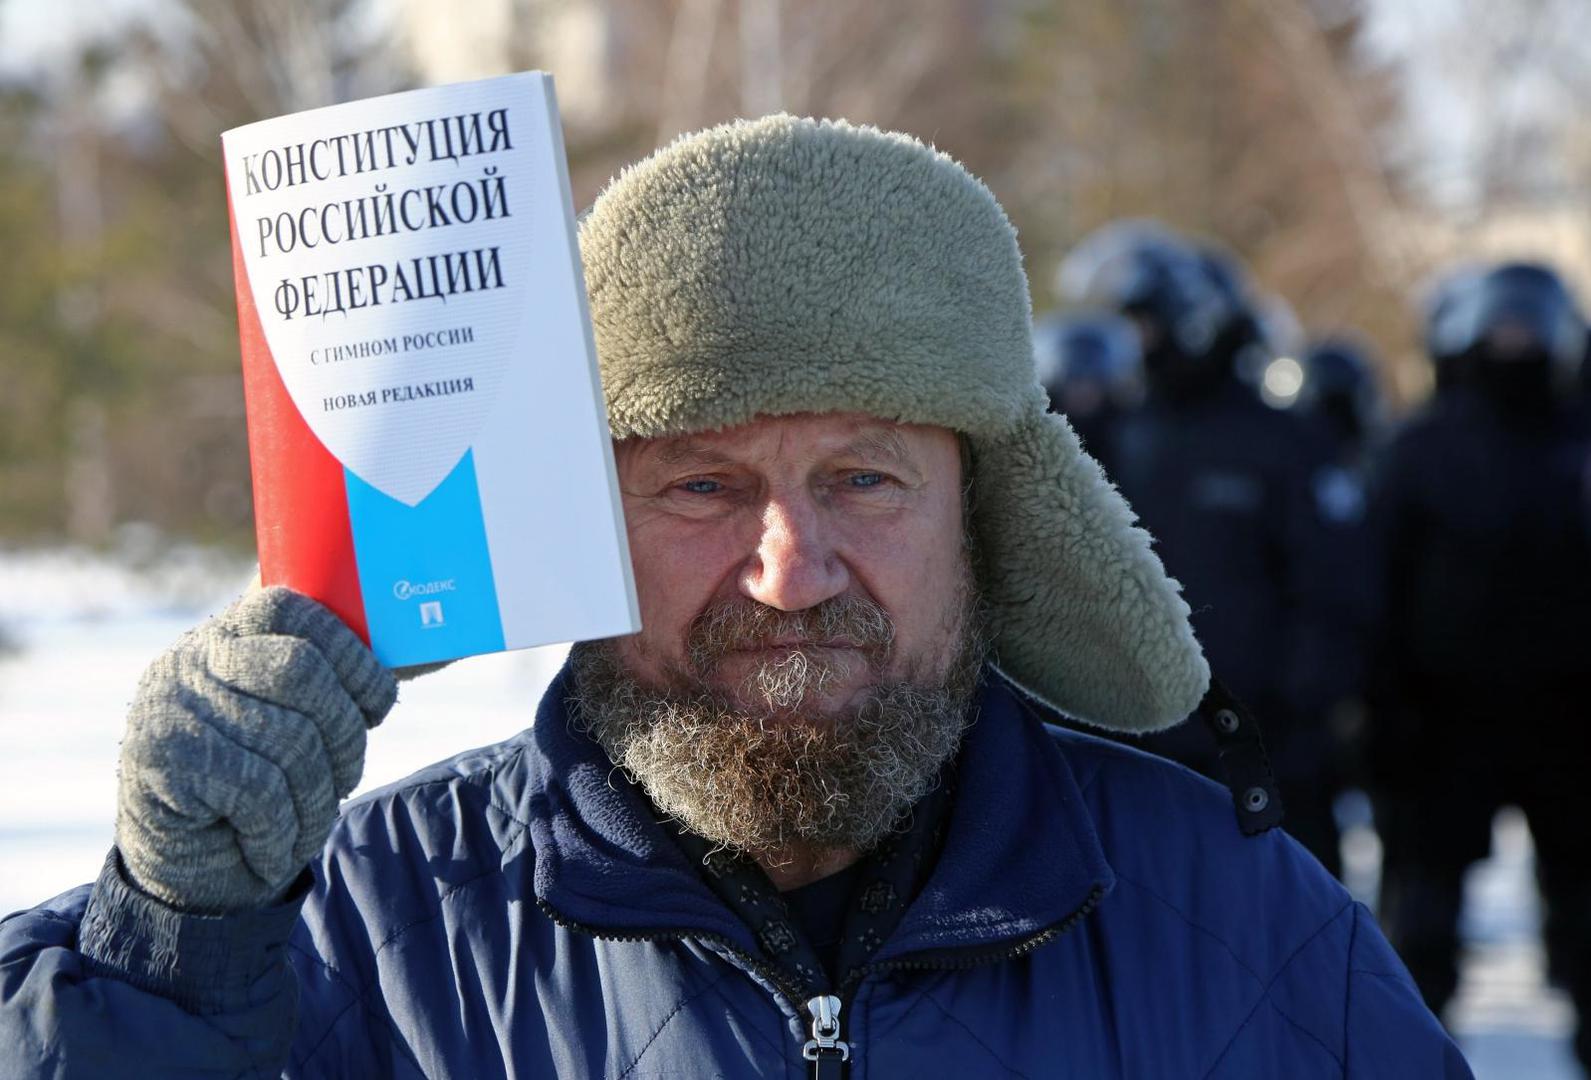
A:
221;72;638;667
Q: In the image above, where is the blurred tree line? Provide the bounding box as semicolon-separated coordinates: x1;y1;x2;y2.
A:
0;0;1520;548
0;0;405;546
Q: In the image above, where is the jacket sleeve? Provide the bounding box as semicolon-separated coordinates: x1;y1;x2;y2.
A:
1342;903;1473;1078
0;849;306;1079
1212;899;1474;1078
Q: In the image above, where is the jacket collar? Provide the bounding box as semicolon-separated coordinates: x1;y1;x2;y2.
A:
523;663;1116;960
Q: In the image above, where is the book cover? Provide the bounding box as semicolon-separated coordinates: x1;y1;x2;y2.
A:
221;72;638;668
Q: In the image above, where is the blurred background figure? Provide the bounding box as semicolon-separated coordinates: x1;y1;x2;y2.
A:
1060;219;1362;878
1203;247;1309;408
1197;243;1276;394
1298;335;1386;468
1367;260;1591;1069
1058;221;1235;403
1031;310;1143;475
1292;334;1387;804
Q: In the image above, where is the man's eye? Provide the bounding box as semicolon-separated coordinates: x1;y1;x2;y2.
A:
847;472;887;488
679;478;723;495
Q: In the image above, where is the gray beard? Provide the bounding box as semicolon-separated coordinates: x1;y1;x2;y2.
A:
568;589;986;860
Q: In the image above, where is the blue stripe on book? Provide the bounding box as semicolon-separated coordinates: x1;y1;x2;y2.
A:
344;450;506;667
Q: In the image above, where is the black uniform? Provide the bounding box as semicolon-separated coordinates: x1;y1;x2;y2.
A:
1111;379;1361;876
1368;262;1591;1065
1062;221;1361;876
1294;338;1386;784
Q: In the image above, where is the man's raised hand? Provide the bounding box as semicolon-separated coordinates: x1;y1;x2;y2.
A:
114;586;396;913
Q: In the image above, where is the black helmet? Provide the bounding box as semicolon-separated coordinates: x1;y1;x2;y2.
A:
1466;263;1584;370
1198;245;1277;374
1058;221;1239;362
1195;244;1250;317
1425;262;1585;378
1448;262;1585;412
1299;336;1381;447
1033;312;1143;418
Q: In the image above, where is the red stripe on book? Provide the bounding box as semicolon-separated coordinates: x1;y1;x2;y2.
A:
228;177;370;644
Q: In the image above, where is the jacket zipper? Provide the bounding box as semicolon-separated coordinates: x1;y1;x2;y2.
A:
803;994;849;1079
537;882;1105;1079
811;883;1106;1078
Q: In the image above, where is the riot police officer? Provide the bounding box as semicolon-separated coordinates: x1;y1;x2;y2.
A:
1061;221;1360;877
1368;261;1591;1064
1032;311;1143;477
1298;337;1383;467
1294;336;1386;802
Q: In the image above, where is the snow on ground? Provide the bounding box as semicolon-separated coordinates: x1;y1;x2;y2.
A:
0;547;1581;1077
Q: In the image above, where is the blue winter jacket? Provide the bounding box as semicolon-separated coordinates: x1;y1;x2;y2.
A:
1;666;1470;1078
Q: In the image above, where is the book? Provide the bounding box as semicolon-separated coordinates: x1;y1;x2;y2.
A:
221;72;638;668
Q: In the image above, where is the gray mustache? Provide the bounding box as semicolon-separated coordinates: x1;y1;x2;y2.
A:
686;596;895;674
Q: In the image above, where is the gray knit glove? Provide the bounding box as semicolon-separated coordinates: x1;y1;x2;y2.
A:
115;586;397;914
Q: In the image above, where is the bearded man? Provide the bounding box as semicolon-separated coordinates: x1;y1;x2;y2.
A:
0;116;1468;1078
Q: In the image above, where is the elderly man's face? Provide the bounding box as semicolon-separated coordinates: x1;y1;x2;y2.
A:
612;412;969;712
573;412;983;863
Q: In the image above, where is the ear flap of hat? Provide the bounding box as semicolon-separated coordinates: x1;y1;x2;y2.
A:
969;403;1209;731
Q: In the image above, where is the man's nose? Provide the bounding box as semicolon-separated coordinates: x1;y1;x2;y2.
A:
740;493;849;612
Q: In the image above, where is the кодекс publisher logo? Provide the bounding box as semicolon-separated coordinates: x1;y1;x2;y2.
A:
393;579;458;601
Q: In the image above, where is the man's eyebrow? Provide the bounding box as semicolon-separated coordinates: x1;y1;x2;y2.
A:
652;441;735;466
840;428;913;465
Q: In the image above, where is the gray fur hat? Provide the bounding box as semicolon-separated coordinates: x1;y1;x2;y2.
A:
578;114;1207;733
